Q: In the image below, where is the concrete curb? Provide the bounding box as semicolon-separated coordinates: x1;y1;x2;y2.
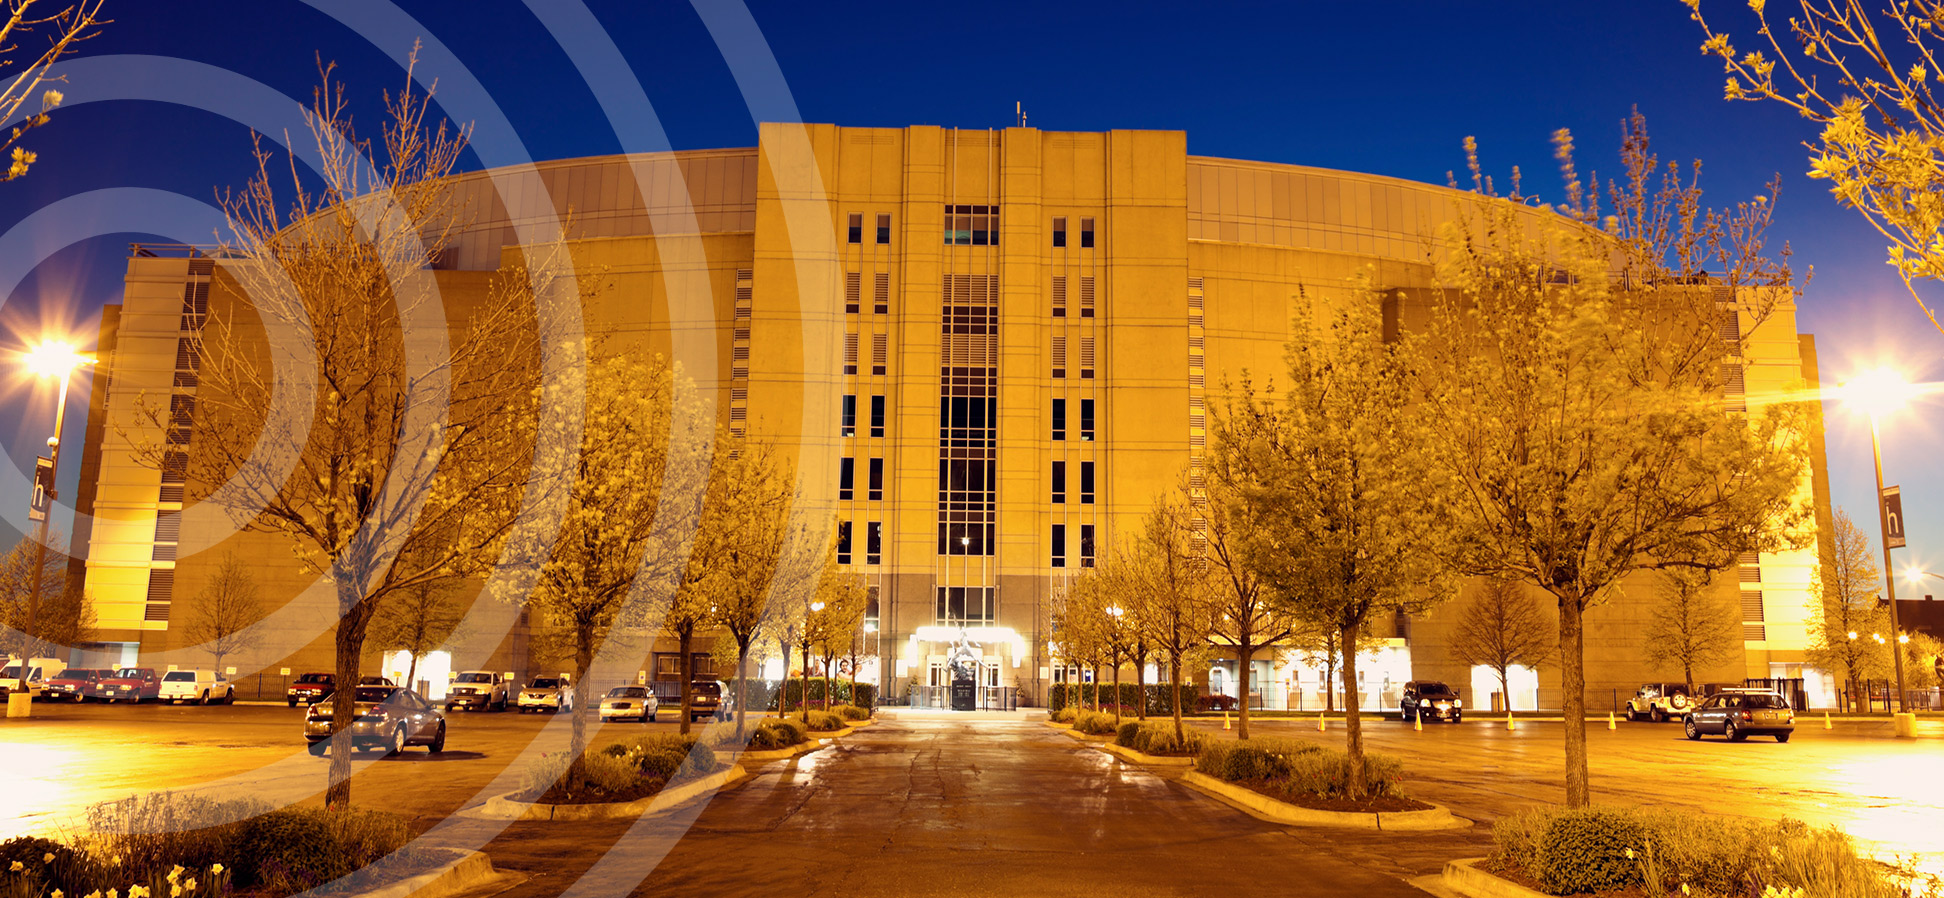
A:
362;849;521;898
1095;740;1193;767
471;764;748;821
1055;725;1114;743
1441;857;1548;898
737;739;824;763
1179;771;1469;831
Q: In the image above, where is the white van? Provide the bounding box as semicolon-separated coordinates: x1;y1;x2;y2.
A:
1;657;66;700
159;669;235;705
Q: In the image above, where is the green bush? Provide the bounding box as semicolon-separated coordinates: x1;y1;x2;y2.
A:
1073;710;1120;735
1049;706;1077;723
777;678;875;711
577;752;639;793
830;703;871;721
237;806;405;894
1283;750;1404;799
1116;721;1143;746
1114;721;1210;756
747;717;810;749
1049;682;1199;716
799;709;846;731
1194;737;1318;782
612;732;716;780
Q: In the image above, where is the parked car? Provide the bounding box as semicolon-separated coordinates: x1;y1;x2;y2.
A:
41;668;111;702
360;676;396;686
686;680;724;722
0;657;65;700
1685;688;1795;743
445;671;508;712
517;676;572;713
1625;683;1696;722
287;672;335;707
92;667;161;703
599;685;658;722
159;670;235;705
305;685;447;755
1399;680;1463;723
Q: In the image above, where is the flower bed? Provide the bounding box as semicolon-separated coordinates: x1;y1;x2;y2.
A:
0;793;429;898
1193;738;1430;814
1483;806;1940;897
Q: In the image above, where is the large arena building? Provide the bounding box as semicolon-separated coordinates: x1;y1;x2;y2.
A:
69;123;1838;711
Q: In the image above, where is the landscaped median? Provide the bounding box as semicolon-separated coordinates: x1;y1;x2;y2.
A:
1442;805;1940;897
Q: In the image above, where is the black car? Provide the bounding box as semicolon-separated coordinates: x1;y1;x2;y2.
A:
1685;689;1795;743
1400;680;1463;723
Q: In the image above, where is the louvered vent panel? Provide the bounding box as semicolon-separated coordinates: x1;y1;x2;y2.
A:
146;569;175;602
736;269;752;281
1740;590;1766;621
1080;276;1095;316
1079;337;1095;368
1743;624;1767;641
874;273;889;311
144;603;171;622
153;514;181;542
1188;277;1204;291
872;334;888;374
1739;566;1761;583
1723;364;1745;394
1052;276;1067;314
152;543;177;562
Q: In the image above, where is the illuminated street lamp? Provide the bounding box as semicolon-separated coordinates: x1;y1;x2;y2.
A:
1839;368;1916;718
10;340;93;690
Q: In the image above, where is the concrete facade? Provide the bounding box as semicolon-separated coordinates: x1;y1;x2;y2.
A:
70;123;1833;709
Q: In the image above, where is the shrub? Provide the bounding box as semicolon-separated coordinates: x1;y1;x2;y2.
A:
576;752;639;793
1196;694;1239;712
237;806;405;894
1194;737;1318;782
1283;750;1405;799
87;792;268;886
748;717;810;749
799;709;846;731
830;703;871;721
1116;721;1143;746
612;733;716;780
1049;706;1077;723
1073;710;1120;735
1115;721;1210;756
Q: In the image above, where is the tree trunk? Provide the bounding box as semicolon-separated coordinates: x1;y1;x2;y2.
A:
1236;644;1255;740
325;585;377;809
735;639;752;740
1170;652;1185;744
1324;649;1338;713
1135;651;1148;720
571;628;594;764
776;637;791;718
1090;663;1100;711
1112;662;1123;724
406;653;421;699
1496;665;1511;714
1559;595;1590;808
1340;618;1367;800
678;628;694;735
797;638;812;719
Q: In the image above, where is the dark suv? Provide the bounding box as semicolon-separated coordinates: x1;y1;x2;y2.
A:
687;680;724;722
1400;681;1463;723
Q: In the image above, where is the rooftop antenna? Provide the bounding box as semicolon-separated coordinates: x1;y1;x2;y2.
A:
1016;101;1027;128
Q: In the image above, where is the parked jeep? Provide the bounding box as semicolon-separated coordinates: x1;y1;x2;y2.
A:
1625;683;1696;722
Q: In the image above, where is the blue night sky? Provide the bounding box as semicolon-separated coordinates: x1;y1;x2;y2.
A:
2;1;1939;585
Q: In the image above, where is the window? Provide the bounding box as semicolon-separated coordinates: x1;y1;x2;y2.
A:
1051;524;1066;568
654;654;681;680
845;271;861;314
876;213;891;245
1052;275;1067;317
872;333;888;376
1052;398;1066;441
1080;524;1096;568
944;204;999;245
1080;399;1095;441
865;586;880;624
935;586;994;624
1080;462;1095;504
1051;461;1066;504
868;458;884;501
847;213;862;244
874;272;890;314
866;521;882;565
837;521;853;565
841;394;857;437
1080;217;1095;248
1052;216;1067;248
844;333;859;374
839;457;855;501
870;395;886;437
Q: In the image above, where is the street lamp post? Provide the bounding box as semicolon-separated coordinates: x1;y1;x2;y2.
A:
1867;413;1911;715
13;342;92;692
1841;369;1917;729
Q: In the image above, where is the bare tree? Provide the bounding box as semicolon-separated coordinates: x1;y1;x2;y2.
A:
1806;510;1889;709
181;552;265;673
167;54;543;807
1213;289;1454;799
1641;569;1739;696
0;0;106;183
367;576;463;696
1450;579;1554;712
0;535;90;660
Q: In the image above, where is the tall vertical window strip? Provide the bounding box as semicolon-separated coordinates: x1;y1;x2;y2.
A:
1052;275;1067;317
1080;217;1095;248
1052;216;1067;248
1080;399;1095;441
1052;398;1066;441
944;205;999;246
847;213;862;244
845;271;861;313
868;458;884;501
839;457;855;500
866;522;882;565
1051;524;1066;568
870;395;886;437
1080;276;1096;318
1051;461;1066;504
874;272;890;314
876;213;891;245
938;274;999;556
842;394;857;437
1080;525;1096;568
844;333;859;374
1080;461;1095;504
837;521;853;565
872;333;888;376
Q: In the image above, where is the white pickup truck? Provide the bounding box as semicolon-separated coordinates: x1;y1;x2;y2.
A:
158;669;236;705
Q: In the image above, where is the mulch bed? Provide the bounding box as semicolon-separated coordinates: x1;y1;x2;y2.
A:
1228;778;1433;814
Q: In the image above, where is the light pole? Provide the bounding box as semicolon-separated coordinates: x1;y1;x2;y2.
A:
14;341;93;683
1842;369;1914;718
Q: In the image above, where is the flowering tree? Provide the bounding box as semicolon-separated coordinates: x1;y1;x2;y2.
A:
1050;571;1111;711
690;439;797;738
1128;501;1219;745
1413;123;1811;807
1213;289;1454;799
1687;0;1944;335
1196;471;1294;738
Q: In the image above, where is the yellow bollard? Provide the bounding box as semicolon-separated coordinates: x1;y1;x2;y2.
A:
1318;712;1326;732
1506;713;1516;731
1414;713;1423;732
1608;711;1617;731
1223;711;1232;731
1824;712;1832;730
